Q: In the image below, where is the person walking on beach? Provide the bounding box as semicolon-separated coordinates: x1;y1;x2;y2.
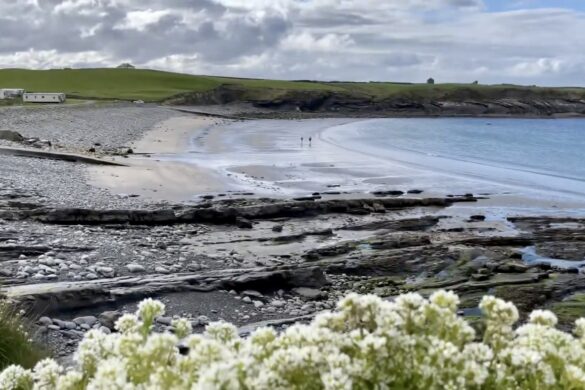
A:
301;137;304;146
308;136;312;146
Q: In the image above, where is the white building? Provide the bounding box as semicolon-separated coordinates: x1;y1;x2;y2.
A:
23;93;66;104
0;89;25;99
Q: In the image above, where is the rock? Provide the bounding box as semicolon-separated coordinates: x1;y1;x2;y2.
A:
0;130;24;142
270;300;286;308
62;321;77;330
73;316;98;327
407;189;424;194
253;300;264;308
48;324;60;331
96;266;115;277
495;262;529;273
236;217;253;229
155;266;170;274
126;263;145;273
242;296;252;303
197;315;210;326
469;215;486;222
156;316;173;326
372;190;404;197
242;290;264;300
272;225;284;233
38;316;53;326
292;287;327;300
99;326;111;334
99;311;122;329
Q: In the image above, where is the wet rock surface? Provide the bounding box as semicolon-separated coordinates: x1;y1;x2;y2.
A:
3;186;585;356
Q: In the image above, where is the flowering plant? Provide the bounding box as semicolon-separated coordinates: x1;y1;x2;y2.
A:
2;291;585;389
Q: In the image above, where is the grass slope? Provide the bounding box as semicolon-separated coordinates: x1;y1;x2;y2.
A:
1;68;585;103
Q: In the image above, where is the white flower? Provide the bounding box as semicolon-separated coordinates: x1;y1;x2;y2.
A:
172;318;192;339
137;298;165;324
0;365;32;390
430;290;460;312
529;310;558;328
32;358;62;389
115;314;140;334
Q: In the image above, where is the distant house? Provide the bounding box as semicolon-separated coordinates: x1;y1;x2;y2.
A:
0;89;25;100
117;63;135;69
23;93;66;104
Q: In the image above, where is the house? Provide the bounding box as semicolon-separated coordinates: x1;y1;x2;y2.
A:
23;93;66;104
0;89;25;99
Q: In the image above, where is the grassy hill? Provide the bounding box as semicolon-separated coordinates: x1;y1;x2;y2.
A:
1;68;585;104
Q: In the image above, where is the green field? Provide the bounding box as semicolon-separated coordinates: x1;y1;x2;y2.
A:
1;68;584;103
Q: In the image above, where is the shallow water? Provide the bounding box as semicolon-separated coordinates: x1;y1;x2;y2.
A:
322;118;585;200
165;117;585;213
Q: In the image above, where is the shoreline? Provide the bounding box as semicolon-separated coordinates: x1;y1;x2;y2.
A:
2;103;585;360
93;113;585;216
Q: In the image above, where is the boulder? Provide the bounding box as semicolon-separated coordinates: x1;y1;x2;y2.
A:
0;130;24;142
99;311;122;329
292;287;327;301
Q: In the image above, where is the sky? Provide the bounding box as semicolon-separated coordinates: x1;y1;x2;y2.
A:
0;0;584;85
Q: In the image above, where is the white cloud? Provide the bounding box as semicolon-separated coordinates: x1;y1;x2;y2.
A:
115;9;171;31
1;0;585;85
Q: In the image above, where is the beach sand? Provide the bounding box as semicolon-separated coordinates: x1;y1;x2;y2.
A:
89;115;231;202
88;114;585;215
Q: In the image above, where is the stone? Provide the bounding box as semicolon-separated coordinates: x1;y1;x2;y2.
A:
270;300;286;308
236;217;253;229
96;266;115;277
126;263;146;273
0;130;24;142
242;296;252;303
272;225;284;233
292;287;327;300
38;316;53;326
156;316;173;326
242;290;264;300
73;316;98;327
155;266;170;274
253;300;264;308
197;315;210;326
99;326;111;334
99;311;122;329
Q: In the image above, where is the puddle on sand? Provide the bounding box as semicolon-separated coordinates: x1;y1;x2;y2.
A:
521;246;585;269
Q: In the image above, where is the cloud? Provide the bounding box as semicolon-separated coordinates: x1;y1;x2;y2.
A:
0;0;584;85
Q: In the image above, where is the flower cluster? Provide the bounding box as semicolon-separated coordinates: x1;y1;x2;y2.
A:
2;291;585;389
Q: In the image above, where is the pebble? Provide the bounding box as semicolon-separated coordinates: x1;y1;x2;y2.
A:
126;263;146;273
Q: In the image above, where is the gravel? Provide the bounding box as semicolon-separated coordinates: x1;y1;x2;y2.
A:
0;103;183;209
0;103;178;148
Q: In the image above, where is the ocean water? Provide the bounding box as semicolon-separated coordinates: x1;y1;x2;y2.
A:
322;118;585;199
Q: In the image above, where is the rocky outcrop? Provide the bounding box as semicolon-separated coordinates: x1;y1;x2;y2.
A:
7;197;463;225
168;85;585;117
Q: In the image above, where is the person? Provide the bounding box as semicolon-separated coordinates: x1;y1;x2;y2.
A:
309;136;312;146
301;137;304;146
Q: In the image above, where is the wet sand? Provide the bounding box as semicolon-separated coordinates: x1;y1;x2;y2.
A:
89;115;585;216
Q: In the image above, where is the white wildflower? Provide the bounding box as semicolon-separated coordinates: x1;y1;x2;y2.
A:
32;358;62;389
172;318;192;339
115;313;140;334
137;298;165;324
0;365;32;390
529;310;558;328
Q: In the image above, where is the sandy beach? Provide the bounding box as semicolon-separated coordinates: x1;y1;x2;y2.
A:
88;114;585;218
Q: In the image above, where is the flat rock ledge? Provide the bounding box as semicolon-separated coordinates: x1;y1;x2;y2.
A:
3;197;476;225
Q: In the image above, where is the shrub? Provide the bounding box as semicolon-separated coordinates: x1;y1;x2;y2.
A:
2;292;585;389
0;300;45;371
